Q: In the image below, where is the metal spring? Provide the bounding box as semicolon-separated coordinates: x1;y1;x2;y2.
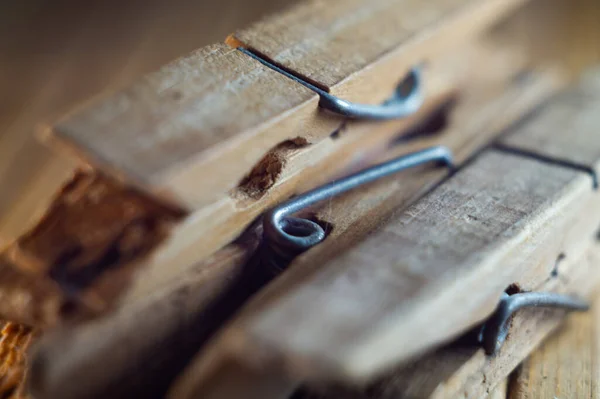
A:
480;291;589;355
261;146;454;274
238;47;423;120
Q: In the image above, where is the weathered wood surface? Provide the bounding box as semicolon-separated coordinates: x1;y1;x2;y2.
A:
294;240;600;399
500;67;600;177
123;34;549;301
509;291;600;399
229;0;528;92
49;0;527;212
48;43;328;210
0;0;576;319
28;49;560;399
0;322;35;399
3;33;527;326
0;0;295;250
172;69;600;388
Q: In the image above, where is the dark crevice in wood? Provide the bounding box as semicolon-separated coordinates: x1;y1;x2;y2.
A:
551;253;566;278
235;137;311;200
226;37;331;92
505;283;522;296
390;95;459;146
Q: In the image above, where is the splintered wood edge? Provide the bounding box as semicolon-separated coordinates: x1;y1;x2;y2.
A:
0;170;184;327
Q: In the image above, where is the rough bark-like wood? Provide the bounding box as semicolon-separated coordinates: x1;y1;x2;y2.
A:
0;322;35;399
191;72;600;384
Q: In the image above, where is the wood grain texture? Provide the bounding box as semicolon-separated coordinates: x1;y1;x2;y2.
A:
166;69;568;397
508;292;600;399
196;74;600;384
227;151;597;382
30;47;561;399
48;0;530;214
230;0;529;90
49;43;328;209
0;0;295;248
293;244;600;399
500;66;600;175
0;322;35;399
122;34;554;302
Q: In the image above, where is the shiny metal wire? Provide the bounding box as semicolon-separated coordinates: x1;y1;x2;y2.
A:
481;291;589;355
261;146;454;272
238;47;423;120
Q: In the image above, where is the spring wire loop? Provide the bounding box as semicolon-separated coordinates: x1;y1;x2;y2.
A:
261;146;454;274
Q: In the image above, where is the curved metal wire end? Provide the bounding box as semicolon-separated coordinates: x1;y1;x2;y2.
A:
262;146;454;274
317;67;423;120
481;292;589;355
237;47;423;120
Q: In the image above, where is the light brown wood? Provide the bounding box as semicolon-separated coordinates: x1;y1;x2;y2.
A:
28;45;560;399
185;71;600;385
229;0;528;91
209;150;599;384
166;76;590;397
0;0;574;317
0;0;296;249
500;67;600;175
508;291;600;399
0;33;488;325
350;241;600;399
47;42;326;210
122;34;547;302
49;0;528;213
290;244;600;399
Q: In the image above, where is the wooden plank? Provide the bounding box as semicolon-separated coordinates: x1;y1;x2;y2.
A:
184;72;600;385
0;0;563;316
49;0;528;213
165;77;580;397
28;54;560;399
508;291;600;399
223;150;598;382
500;67;600;176
48;42;326;210
290;241;600;399
229;0;529;92
0;0;294;249
122;35;549;301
